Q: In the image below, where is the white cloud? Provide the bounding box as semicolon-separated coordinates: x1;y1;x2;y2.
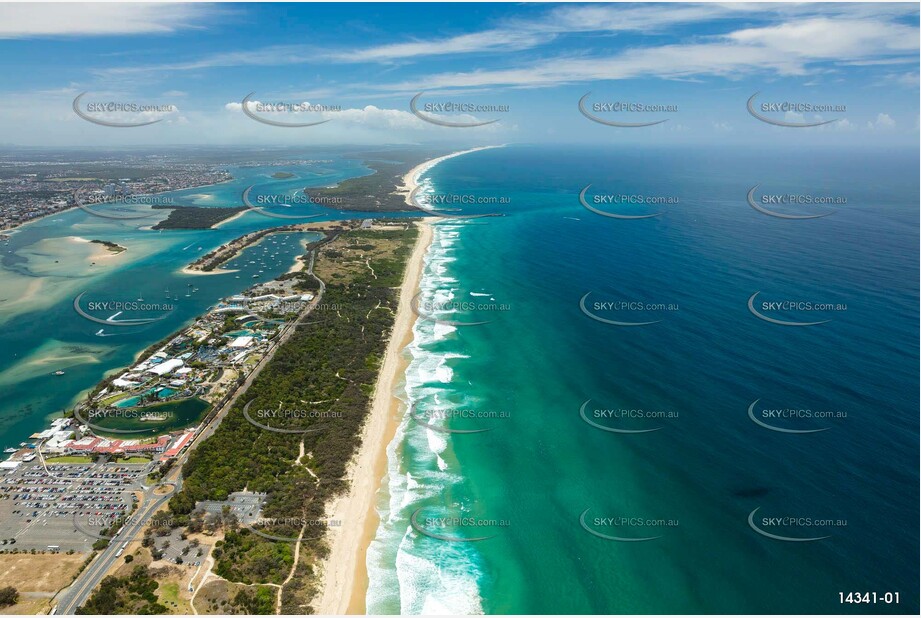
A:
894;72;920;87
369;43;806;93
0;3;214;38
332;4;917;64
867;113;896;130
363;15;918;93
726;18;918;59
537;3;738;34
332;4;736;63
224;100;498;132
329;30;548;63
85;4;919;90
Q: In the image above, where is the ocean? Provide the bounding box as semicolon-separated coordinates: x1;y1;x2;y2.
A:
0;155;383;447
1;144;916;614
366;145;920;614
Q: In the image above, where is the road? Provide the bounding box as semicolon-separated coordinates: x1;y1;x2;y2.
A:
54;479;179;615
53;247;328;614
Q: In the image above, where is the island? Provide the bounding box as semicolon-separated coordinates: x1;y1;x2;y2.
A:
151;205;248;230
89;239;126;254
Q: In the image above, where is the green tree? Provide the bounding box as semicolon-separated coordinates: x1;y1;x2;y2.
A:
0;586;19;607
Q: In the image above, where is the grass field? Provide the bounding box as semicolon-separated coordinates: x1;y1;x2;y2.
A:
115;456;151;464
44;455;93;464
154;570;194;614
0;553;87;615
160;582;180;604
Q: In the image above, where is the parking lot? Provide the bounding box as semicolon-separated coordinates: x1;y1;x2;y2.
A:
151;527;210;566
196;491;266;526
0;460;152;552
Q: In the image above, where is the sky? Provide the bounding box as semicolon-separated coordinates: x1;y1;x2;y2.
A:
0;2;917;147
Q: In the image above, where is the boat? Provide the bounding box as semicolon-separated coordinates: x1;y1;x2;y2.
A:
4;448;16;454
52;370;65;376
138;413;169;423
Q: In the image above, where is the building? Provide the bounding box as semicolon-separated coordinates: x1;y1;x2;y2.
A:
228;336;254;349
61;435;170;456
162;431;195;459
148;358;184;376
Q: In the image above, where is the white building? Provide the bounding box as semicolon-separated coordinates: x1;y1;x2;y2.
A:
228;336;254;348
147;358;184;376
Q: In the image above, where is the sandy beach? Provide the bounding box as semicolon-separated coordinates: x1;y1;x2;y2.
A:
401;145;502;207
70;235;126;261
315;218;433;614
315;147;502;613
178;265;238;276
211;208;250;228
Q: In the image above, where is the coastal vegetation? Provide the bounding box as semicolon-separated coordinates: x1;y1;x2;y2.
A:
231;586;276;614
163;223;418;611
213;530;294;585
76;566;167;615
304;161;412;212
90;239;126;254
0;586;18;608
305;161;409;211
303;148;444;213
152;205;247;230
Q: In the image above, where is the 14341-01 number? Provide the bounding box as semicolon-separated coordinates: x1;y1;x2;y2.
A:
839;592;900;604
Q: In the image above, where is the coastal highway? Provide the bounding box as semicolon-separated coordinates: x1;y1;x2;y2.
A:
55;479;180;615
53;247;328;614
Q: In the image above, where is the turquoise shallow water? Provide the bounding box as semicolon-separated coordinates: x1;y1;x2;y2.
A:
2;145;916;613
367;145;919;614
0;155;396;447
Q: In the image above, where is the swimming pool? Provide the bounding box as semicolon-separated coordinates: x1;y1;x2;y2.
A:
112;386;174;408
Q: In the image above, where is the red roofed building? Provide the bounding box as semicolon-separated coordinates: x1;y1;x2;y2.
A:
62;435;170;456
125;435;171;454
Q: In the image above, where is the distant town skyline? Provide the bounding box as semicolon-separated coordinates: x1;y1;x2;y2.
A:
0;2;918;147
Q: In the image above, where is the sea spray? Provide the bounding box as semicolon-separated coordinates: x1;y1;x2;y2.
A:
366;222;486;614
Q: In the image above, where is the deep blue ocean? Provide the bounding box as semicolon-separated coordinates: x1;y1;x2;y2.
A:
366;144;919;614
0;143;916;613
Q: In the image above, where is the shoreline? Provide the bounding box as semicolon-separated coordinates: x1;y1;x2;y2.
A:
315;218;433;614
180;221;346;276
401;145;502;207
211;207;250;229
0;176;235;235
